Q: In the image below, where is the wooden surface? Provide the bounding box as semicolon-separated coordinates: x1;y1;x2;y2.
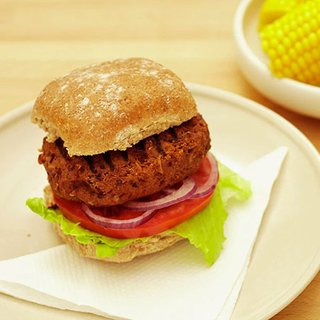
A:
0;0;319;319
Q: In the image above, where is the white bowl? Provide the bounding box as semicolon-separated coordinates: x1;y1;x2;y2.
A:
234;0;320;119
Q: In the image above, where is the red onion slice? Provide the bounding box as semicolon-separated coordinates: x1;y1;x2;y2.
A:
191;153;219;198
82;204;156;229
123;177;196;211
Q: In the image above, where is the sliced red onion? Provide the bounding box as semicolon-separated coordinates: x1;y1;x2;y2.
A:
82;204;156;229
163;188;175;195
191;153;219;199
123;177;196;211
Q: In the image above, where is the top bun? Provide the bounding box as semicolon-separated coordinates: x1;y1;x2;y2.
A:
32;58;197;156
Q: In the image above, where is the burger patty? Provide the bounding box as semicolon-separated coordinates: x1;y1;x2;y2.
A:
39;115;211;207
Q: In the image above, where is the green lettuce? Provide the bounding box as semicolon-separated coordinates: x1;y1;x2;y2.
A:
26;163;251;265
169;186;227;265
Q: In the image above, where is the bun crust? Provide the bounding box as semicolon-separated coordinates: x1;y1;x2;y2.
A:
53;224;183;263
32;58;197;156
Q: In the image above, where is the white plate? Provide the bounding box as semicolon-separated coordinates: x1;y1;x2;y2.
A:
234;0;320;119
0;84;319;320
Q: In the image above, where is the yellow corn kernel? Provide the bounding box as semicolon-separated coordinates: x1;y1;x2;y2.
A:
259;0;320;86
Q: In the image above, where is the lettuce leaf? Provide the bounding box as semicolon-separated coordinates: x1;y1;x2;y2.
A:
218;162;252;205
26;163;251;265
26;198;143;257
169;186;227;265
168;163;251;265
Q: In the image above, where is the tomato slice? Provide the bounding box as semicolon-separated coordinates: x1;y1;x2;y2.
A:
54;194;212;239
54;156;213;239
192;156;211;185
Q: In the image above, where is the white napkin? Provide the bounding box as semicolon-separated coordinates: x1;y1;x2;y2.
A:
0;147;287;320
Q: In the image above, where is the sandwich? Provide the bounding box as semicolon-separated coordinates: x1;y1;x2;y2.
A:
26;58;251;264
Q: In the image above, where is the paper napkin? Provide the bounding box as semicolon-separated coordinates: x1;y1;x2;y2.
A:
0;147;287;320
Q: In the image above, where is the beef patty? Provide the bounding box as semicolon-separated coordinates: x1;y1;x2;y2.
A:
39;114;211;207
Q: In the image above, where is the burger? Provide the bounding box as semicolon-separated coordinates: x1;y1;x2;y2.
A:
26;58;251;264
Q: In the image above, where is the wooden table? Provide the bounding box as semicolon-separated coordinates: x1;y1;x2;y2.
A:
0;0;319;318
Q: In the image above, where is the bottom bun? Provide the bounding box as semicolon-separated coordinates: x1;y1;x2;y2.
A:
53;224;184;263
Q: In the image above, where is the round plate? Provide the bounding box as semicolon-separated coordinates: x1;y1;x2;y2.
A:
234;0;320;119
0;84;319;320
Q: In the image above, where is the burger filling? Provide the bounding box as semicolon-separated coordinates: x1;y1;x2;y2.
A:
27;115;252;265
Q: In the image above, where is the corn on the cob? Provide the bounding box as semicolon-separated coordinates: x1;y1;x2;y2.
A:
259;0;320;86
259;0;306;29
